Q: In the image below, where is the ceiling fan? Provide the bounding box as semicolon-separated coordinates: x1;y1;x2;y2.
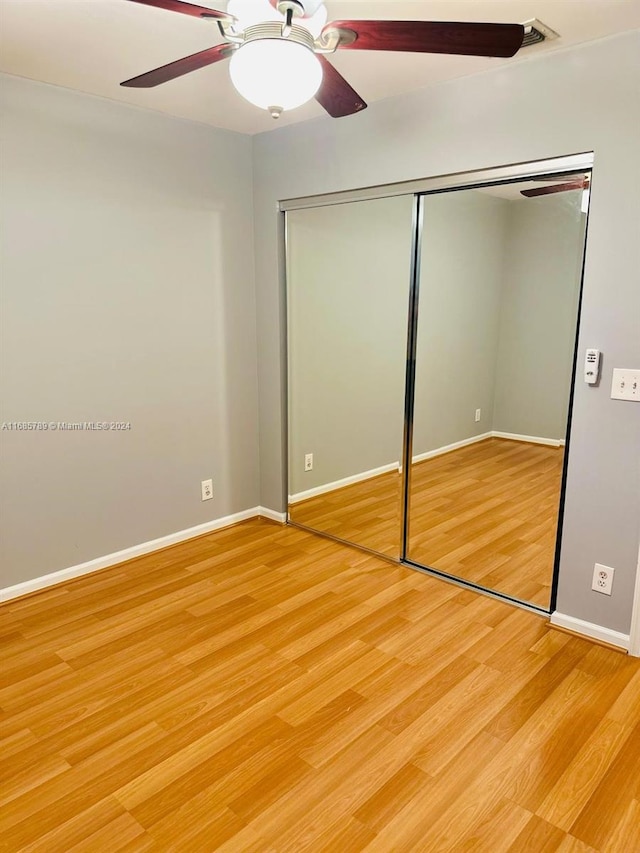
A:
521;174;590;198
121;0;525;119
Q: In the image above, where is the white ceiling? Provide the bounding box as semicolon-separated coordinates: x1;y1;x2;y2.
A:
1;1;638;135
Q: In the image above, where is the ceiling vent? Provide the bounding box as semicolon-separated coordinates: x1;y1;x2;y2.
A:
521;19;560;48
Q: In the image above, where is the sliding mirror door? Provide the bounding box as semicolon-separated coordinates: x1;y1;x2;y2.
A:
287;195;414;558
407;175;589;607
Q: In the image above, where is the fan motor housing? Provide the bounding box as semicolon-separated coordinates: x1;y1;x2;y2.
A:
242;21;315;50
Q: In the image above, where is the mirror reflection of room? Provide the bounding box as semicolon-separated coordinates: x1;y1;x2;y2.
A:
408;179;588;607
287;195;413;558
286;168;589;611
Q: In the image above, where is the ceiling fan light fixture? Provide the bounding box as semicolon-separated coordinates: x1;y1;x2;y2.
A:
229;38;322;114
123;1;529;119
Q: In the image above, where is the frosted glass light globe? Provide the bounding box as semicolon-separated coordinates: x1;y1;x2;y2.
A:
229;39;322;113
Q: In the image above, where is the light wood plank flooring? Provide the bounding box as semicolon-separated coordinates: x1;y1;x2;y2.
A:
1;519;638;852
290;438;564;606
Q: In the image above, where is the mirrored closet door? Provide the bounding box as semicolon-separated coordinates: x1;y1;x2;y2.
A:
286;195;414;559
285;156;591;611
407;178;588;609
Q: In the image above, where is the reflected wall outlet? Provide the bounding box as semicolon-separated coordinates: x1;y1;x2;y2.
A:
201;479;213;501
592;563;614;595
304;453;313;472
475;408;481;422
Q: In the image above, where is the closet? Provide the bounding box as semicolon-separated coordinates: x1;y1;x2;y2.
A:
285;154;591;612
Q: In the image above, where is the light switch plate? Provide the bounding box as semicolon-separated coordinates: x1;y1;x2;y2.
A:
611;368;640;401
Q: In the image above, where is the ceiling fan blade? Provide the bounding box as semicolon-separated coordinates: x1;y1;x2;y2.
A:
126;0;232;21
325;21;524;58
521;180;588;197
121;43;232;87
315;56;367;118
530;173;588;182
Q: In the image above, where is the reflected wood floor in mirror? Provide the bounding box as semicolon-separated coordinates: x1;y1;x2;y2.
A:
409;438;564;607
290;473;403;560
2;520;638;852
291;438;563;607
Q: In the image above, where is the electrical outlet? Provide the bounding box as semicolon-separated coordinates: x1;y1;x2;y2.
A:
201;479;213;501
304;453;313;472
611;368;640;401
592;563;615;595
475;408;481;423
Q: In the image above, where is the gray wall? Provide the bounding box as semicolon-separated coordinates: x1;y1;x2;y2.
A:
288;188;584;493
416;189;584;451
287;197;413;495
1;34;638;638
493;193;586;440
0;75;259;588
414;191;508;454
252;32;640;635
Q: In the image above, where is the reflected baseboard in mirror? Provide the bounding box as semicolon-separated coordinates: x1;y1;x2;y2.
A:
289;435;562;608
286;195;414;562
407;437;563;608
289;467;402;559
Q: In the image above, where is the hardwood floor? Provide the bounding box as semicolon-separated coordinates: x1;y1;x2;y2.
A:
290;438;564;606
1;519;638;852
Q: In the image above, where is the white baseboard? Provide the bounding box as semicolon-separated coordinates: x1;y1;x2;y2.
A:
550;612;630;651
492;431;565;447
0;507;281;604
259;506;287;524
288;461;400;505
412;432;492;465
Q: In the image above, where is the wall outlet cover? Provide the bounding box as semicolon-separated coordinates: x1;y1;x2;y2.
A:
592;563;615;595
611;368;640;401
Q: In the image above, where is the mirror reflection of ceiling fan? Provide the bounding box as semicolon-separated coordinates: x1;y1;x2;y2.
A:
121;0;525;118
521;174;590;197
